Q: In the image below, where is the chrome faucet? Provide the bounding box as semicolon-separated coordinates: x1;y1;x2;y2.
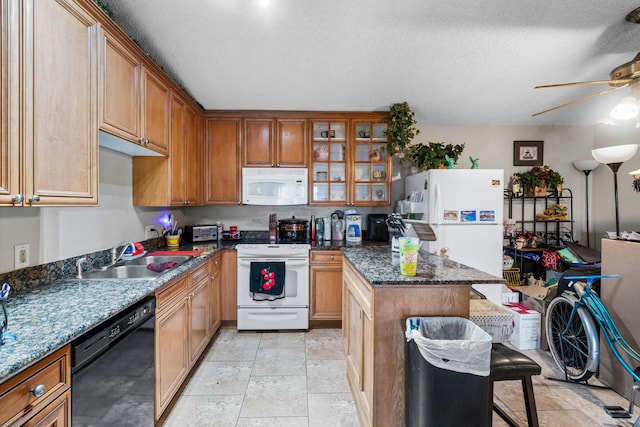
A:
76;257;87;279
110;241;136;265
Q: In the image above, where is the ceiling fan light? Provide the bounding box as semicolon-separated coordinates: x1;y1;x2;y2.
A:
610;95;639;120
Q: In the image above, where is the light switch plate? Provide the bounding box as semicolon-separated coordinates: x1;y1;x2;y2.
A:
15;244;29;269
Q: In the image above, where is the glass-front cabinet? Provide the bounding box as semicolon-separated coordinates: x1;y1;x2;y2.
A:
352;120;389;205
311;121;347;203
309;115;390;206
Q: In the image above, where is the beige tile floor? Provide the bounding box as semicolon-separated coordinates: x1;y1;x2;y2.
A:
161;328;639;427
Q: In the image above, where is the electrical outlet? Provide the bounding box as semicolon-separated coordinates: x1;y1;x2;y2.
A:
14;244;29;269
145;225;157;240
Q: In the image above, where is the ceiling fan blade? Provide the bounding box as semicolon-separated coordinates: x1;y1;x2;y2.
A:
532;84;629;117
535;79;632;89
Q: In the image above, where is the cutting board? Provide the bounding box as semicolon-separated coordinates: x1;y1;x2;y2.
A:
148;250;203;256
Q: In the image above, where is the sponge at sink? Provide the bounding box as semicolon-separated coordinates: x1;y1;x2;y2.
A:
147;261;177;272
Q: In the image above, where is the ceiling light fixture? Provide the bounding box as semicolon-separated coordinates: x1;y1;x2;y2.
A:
610;95;639;120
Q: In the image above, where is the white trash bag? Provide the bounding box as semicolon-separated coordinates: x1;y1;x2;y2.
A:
406;317;492;377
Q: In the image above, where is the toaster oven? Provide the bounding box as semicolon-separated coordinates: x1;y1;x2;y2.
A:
183;225;218;242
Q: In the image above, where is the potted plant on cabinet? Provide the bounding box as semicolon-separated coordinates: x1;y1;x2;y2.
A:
385;102;420;158
404;142;466;171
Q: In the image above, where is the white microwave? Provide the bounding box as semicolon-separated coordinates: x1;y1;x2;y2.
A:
242;168;308;205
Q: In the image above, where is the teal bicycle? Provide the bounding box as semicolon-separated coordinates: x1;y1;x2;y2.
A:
546;275;640;425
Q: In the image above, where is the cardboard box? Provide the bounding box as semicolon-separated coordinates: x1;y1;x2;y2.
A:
470;299;514;343
517;284;557;350
503;303;541;350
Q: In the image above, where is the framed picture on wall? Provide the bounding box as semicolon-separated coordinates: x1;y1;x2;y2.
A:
513;140;543;166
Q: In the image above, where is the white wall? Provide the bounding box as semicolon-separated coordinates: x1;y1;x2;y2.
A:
3;123;637;274
0;148;182;273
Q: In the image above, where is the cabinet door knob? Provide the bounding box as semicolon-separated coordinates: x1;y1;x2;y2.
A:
30;384;45;397
12;194;24;204
28;195;40;204
138;137;145;144
330;255;334;260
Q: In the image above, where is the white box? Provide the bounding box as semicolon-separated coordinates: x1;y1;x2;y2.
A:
503;303;541;350
470;299;514;343
502;290;519;304
517;284;557;351
472;283;514;307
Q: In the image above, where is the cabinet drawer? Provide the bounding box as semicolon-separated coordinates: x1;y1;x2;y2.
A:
0;346;70;426
188;261;209;286
310;250;342;264
156;276;188;310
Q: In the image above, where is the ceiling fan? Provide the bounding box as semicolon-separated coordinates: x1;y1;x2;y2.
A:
533;52;640;117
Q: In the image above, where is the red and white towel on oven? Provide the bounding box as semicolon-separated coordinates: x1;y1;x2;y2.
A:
250;261;286;301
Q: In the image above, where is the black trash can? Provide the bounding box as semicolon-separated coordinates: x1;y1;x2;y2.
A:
406;317;492;427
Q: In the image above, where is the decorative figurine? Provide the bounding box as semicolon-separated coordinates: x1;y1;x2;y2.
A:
444;154;455;169
469;156;479;169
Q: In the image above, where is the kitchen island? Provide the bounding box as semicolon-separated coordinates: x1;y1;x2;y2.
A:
341;246;503;427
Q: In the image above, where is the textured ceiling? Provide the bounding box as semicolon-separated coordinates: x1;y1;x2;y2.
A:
99;0;640;126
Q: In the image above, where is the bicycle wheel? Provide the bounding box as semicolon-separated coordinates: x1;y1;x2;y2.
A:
546;295;599;381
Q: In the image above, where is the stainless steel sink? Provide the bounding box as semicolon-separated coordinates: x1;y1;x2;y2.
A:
75;254;194;280
82;266;161;280
125;255;193;266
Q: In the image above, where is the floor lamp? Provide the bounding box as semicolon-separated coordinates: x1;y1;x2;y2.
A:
573;160;600;247
591;144;639;238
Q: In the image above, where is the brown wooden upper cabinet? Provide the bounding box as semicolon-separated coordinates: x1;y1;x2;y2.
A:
242;117;307;167
132;93;202;206
0;0;98;207
99;28;170;156
205;117;242;205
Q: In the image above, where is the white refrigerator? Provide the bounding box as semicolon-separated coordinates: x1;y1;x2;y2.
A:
404;169;504;277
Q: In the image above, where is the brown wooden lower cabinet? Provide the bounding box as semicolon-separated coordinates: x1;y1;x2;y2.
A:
155;276;190;419
188;262;211;366
154;256;223;421
310;250;343;327
0;346;71;427
342;258;470;427
23;389;70;427
220;249;237;323
209;253;222;335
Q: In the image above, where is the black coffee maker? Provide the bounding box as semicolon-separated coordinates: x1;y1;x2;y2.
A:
367;214;389;241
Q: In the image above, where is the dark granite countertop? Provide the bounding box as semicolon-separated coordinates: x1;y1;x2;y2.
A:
0;238;496;384
0;248;219;384
342;246;504;285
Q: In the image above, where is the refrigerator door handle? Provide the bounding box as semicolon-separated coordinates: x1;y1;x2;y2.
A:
431;182;441;223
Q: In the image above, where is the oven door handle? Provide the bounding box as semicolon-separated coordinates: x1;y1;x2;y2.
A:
238;259;308;267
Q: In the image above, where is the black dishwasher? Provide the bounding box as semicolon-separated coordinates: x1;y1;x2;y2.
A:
71;296;156;427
